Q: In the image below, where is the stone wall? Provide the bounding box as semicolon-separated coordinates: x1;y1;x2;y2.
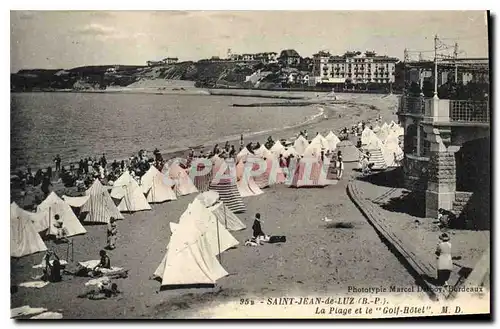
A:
427;151;456;185
402;155;429;192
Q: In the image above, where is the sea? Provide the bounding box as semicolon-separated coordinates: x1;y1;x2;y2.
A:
11;92;322;171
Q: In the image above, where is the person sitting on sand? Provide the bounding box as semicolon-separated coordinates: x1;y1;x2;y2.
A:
93;250;111;275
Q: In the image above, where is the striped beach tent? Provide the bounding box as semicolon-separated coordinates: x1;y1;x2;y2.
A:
288;158;331;188
11;203;47;258
235;161;263;197
209;159;246;213
64;179;124;224
189;160;213;193
111;171;152;213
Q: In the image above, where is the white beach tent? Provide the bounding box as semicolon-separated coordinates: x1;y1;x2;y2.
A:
179;199;239;254
11;203;47;258
141;166;177;203
376;122;391;141
282;146;299;158
236;147;252;163
63;179;123;224
254;145;274;159
270;140;286;156
153;218;228;290
293;135;309;155
165;161;198;196
325;131;341;151
37;192;87;237
111;171;152;212
382;131;404;167
303;141;324;159
310;133;329;151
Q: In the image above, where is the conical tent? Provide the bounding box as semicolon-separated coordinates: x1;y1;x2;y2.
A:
361;127;379;147
11;203;47;258
153;218;228;290
180;199;239;254
13;201;51;234
293;135;309;155
303;141;324;159
270;140;286;156
247;156;271;189
37;192;87;237
141;166;177;203
208;202;246;232
209;159;246;213
111;171;152;212
382;131;404;167
236;147;252;163
263;157;286;185
336;140;362;162
63;179;123;224
311;134;329;150
196;191;246;231
282;146;299;158
189;160;213;193
254;145;274;159
165;162;198;196
236;160;263;197
325;131;341;151
289;158;331;188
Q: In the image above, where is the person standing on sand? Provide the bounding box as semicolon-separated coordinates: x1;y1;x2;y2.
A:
252;213;266;240
435;233;453;286
54;154;61;172
107;217;118;250
229;145;236;159
41;174;52;197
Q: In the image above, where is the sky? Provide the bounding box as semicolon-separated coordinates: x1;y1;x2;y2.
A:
10;10;489;72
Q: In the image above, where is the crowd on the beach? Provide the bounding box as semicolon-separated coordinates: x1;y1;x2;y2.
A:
12;115;390;211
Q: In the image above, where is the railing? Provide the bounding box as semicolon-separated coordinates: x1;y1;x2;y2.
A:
450;100;490;123
400;95;425;115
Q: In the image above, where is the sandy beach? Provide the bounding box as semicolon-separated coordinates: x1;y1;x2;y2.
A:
10;91;425;319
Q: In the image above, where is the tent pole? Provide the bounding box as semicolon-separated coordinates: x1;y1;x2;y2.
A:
216;212;222;264
224;201;227;230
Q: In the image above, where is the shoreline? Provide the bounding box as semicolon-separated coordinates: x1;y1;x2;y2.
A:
11;104;329;174
10;92;395;175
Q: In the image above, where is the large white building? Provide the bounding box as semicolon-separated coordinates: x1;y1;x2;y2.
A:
312;51;399;85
